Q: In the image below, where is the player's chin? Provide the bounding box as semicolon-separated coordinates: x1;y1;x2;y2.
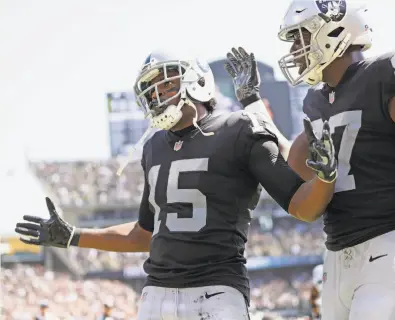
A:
298;64;307;75
170;114;192;131
169;121;183;131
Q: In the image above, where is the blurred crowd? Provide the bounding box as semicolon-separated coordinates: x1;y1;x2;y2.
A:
68;249;149;273
1;264;139;320
1;264;313;320
246;218;323;258
250;271;311;314
31;160;145;208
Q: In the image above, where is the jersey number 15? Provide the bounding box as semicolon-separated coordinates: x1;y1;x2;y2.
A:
148;158;209;235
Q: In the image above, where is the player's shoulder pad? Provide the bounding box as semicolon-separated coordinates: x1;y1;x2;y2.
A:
226;110;278;142
361;51;395;76
354;52;395;88
364;51;395;66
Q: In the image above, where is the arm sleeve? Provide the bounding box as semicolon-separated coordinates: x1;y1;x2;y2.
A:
137;153;155;232
248;139;304;211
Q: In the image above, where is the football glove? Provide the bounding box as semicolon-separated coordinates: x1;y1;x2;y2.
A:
304;118;338;183
15;197;80;248
224;47;261;107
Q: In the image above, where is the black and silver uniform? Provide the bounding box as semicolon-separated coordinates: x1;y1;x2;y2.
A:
138;110;304;303
303;52;395;251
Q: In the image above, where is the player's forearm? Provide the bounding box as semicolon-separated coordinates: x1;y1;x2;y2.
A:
288;177;335;222
74;222;151;252
287;133;315;181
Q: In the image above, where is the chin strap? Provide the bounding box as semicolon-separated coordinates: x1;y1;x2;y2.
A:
116;126;153;176
187;99;214;137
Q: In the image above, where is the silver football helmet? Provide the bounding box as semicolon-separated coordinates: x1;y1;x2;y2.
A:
117;51;216;176
278;0;372;86
134;51;216;130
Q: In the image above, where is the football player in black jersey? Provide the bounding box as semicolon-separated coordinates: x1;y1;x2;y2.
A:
15;51;337;320
229;0;395;319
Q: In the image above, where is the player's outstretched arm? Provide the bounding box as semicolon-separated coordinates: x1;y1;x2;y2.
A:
75;221;151;252
247;119;336;222
15;197;151;252
225;47;291;159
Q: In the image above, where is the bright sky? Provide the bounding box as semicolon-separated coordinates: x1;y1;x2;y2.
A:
0;0;393;161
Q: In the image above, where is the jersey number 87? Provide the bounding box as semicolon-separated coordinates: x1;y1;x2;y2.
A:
311;110;362;193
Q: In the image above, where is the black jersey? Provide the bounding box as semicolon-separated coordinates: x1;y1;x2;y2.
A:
138;109;304;303
303;53;395;251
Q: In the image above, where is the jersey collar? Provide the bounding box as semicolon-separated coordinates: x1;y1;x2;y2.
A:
322;61;363;102
166;112;213;142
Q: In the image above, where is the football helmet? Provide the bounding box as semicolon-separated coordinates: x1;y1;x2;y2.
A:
117;51;215;176
134;51;216;130
278;0;372;86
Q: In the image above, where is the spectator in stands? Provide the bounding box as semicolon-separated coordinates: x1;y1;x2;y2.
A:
34;300;50;320
97;299;115;320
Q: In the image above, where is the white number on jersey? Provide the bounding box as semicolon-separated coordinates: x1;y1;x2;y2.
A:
148;158;209;235
311;110;362;193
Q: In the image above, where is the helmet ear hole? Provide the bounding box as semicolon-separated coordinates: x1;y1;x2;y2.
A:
328;27;345;38
197;77;205;87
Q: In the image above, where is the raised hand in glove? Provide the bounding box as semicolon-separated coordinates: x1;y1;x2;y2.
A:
224;47;261;107
15;197;80;248
304;118;338;183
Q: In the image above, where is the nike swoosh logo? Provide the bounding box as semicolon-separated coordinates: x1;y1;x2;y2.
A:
296;8;307;13
205;292;225;299
369;254;388;262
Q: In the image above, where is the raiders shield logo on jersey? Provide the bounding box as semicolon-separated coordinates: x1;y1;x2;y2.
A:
315;0;346;22
174;140;183;151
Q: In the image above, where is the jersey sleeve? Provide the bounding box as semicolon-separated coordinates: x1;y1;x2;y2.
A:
249;139;304;211
237;111;304;212
380;52;395;122
138;151;155;232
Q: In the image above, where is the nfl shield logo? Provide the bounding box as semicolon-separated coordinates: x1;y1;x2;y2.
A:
174;140;183;151
329;91;335;104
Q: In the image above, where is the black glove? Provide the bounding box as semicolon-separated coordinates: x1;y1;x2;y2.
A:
304;118;337;183
15;197;80;248
224;47;261;107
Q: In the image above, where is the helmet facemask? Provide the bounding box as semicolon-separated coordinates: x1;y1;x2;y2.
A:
134;60;191;130
278;15;329;86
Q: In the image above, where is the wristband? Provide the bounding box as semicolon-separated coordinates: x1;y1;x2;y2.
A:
70;228;81;246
